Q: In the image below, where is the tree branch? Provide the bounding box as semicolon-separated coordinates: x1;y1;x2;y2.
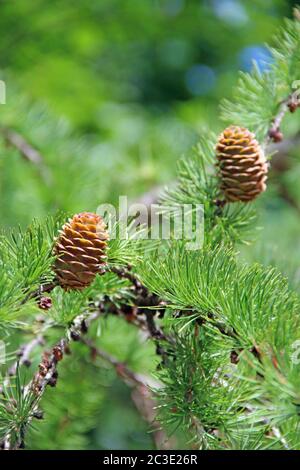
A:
1;267;173;450
264;91;300;216
267;91;300;145
80;336;174;450
0;127;52;184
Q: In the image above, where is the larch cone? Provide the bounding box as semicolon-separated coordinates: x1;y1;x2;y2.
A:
54;212;109;290
216;126;268;202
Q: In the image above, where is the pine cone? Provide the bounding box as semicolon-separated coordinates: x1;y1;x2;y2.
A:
54;212;109;290
216;126;268;202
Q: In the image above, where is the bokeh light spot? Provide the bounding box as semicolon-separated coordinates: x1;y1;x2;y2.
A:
211;0;248;26
185;64;216;96
240;45;273;72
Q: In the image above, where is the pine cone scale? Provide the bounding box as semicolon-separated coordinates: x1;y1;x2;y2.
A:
84;246;107;257
63;227;83;239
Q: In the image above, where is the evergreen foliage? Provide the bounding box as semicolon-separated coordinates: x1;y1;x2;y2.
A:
221;11;300;142
1;3;300;451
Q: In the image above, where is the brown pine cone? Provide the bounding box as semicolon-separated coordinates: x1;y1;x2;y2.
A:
54;212;109;290
216;126;268;202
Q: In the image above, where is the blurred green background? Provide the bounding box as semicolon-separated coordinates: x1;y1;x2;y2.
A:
1;0;300;449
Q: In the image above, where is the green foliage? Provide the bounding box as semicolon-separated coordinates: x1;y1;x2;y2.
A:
161;134;258;247
157;328;255;449
48;272;133;327
49;288;91;326
23;316;156;450
1;0;300;452
0;217;59;326
0;366;37;447
272;14;300;89
221;10;300;142
26;343;109;450
0;94;112;226
106;221;154;268
162;304;300;449
139;239;300;448
139;243;300;347
220;65;278;142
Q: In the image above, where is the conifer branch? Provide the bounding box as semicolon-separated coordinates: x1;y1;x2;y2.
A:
2;6;300;452
81;337;158;388
1;128;44;166
1;308;102;450
0;127;52;184
108;265;173;363
1;270;172;450
267;91;300;144
270;135;300;216
80;337;173;449
20;281;58;306
8;336;45;377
